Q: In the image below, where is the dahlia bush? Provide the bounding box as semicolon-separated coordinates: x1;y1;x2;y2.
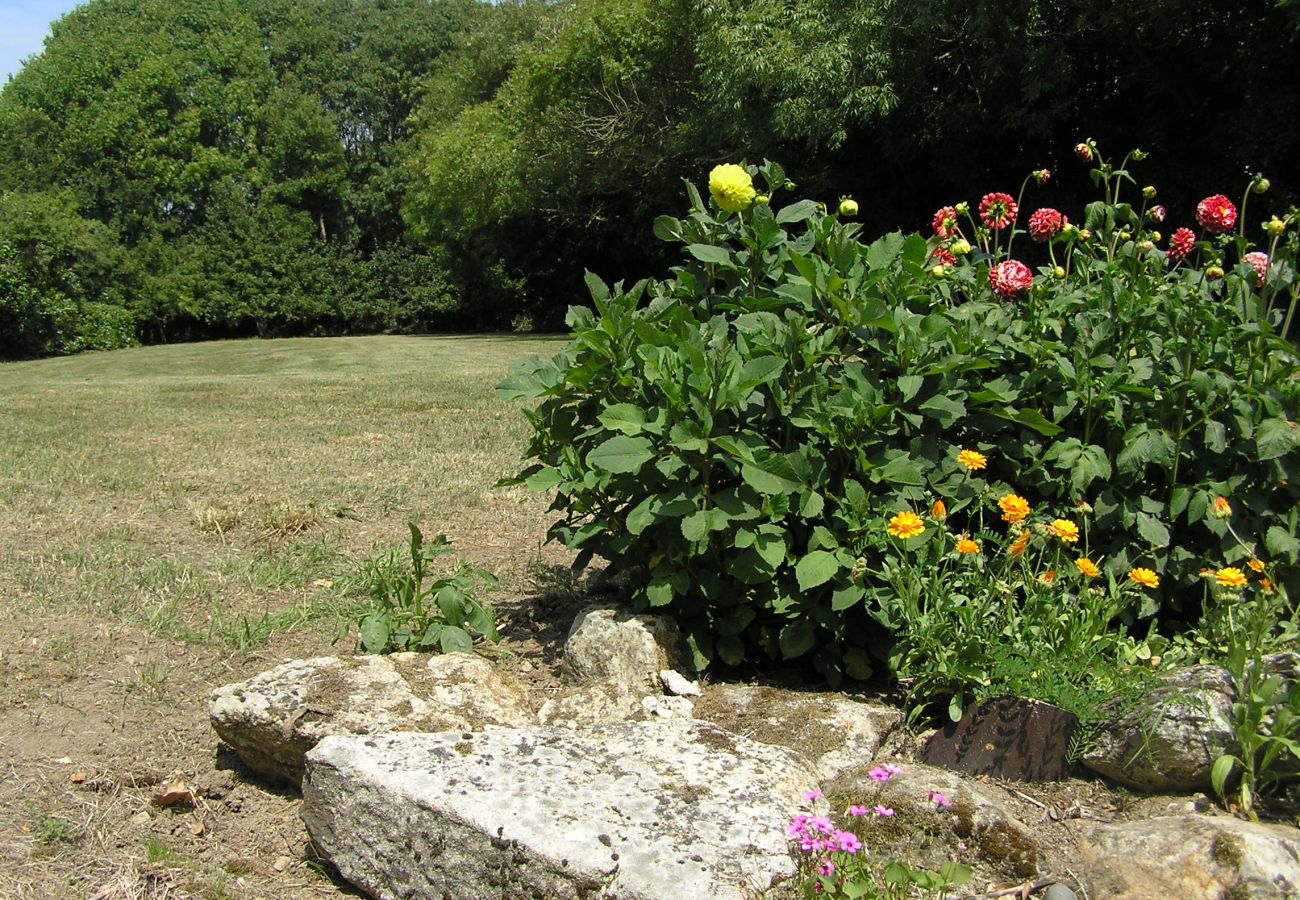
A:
501;146;1300;693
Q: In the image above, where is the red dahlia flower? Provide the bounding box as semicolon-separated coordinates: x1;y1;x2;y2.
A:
932;206;959;237
1243;251;1269;285
1027;208;1066;242
989;260;1033;298
930;247;957;266
1166;227;1196;262
1196;195;1237;234
979;193;1018;230
1148;205;1167;223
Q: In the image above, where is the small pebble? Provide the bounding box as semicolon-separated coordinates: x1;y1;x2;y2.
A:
1043;884;1078;900
273;856;293;873
130;811;151;826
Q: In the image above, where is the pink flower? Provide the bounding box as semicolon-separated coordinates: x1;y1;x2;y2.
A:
1149;204;1167;223
849;805;868;816
989;260;1033;298
817;859;836;876
868;765;901;783
833;830;863;854
931;246;957;266
1027;208;1066;242
1033;169;1051;184
805;789;823;802
979;192;1018;230
883;764;903;777
932;206;959;238
874;805;895;817
1074;143;1093;162
927;790;954;809
1243;251;1269;285
1196;195;1237;234
1167;227;1196;263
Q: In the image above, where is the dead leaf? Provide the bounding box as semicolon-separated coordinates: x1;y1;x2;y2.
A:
69;772;86;784
187;818;206;836
152;778;203;808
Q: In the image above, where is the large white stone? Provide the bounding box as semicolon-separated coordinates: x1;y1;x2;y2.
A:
692;683;902;779
209;652;533;783
1079;814;1300;898
301;720;819;899
561;605;688;695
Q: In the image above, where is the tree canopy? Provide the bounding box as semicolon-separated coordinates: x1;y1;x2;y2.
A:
1;0;1297;356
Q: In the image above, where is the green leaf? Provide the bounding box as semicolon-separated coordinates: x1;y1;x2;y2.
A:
597;403;647;435
843;647;873;680
778;620;815;659
653;215;685;243
525;467;563;492
876;453;924;486
439;625;474;654
646;580;674;607
1256;417;1298;461
796;550;839;591
919;394;966;427
948;693;966;722
359;614;391;654
1211;754;1238;797
754;531;787;568
716;635;745;665
626;496;657;536
831;584;865;611
587;435;654;474
897;374;924;402
1135;511;1171;548
800;491;824;517
994;407;1063;437
681;508;728;541
1265;526;1300;559
686;243;732;265
774;199;818;224
865;232;905;270
736;356;784;390
583;270;610;302
1117;425;1175;474
1071;444;1113;494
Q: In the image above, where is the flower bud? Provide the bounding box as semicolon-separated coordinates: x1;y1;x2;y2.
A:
1053;265;1066;278
1135;240;1153;252
1265;216;1287;237
1148;205;1166;223
839;198;858;216
754;194;770;205
1075;142;1093;162
930;264;947;278
1033;169;1051;185
1206;265;1225;281
1131;149;1147;161
1252;176;1270;194
1142;186;1157;199
1150;231;1162;243
1119;231;1132;242
950;238;972;256
954;202;969;216
1078;229;1092;241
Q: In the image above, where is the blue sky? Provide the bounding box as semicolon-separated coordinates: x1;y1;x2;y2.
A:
1;0;83;84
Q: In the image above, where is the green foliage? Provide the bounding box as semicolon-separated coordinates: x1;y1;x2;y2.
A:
338;524;499;655
503;152;1300;692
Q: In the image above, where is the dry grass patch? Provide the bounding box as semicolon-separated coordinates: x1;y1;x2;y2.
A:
0;334;568;897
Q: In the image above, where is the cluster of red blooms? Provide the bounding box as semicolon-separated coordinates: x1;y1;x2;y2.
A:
988;260;1034;298
1027;208;1066;242
1166;227;1196;262
978;192;1018;230
1195;194;1237;234
932;206;959;238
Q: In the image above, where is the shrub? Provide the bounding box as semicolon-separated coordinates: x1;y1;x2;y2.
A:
501;150;1300;687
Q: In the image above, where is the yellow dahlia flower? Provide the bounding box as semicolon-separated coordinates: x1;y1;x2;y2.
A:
708;164;756;213
887;510;926;540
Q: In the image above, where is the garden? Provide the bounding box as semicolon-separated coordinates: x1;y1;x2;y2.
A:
493;143;1300;894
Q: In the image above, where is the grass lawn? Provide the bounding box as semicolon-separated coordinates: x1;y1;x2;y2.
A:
0;334;567;898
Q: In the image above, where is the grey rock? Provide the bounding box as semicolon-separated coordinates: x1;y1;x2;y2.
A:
693;684;902;779
561;605;688;695
209;652;533;783
1079;814;1300;898
536;677;647;727
641;695;694;719
1081;665;1238;792
301;720;819;900
1042;885;1077;900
